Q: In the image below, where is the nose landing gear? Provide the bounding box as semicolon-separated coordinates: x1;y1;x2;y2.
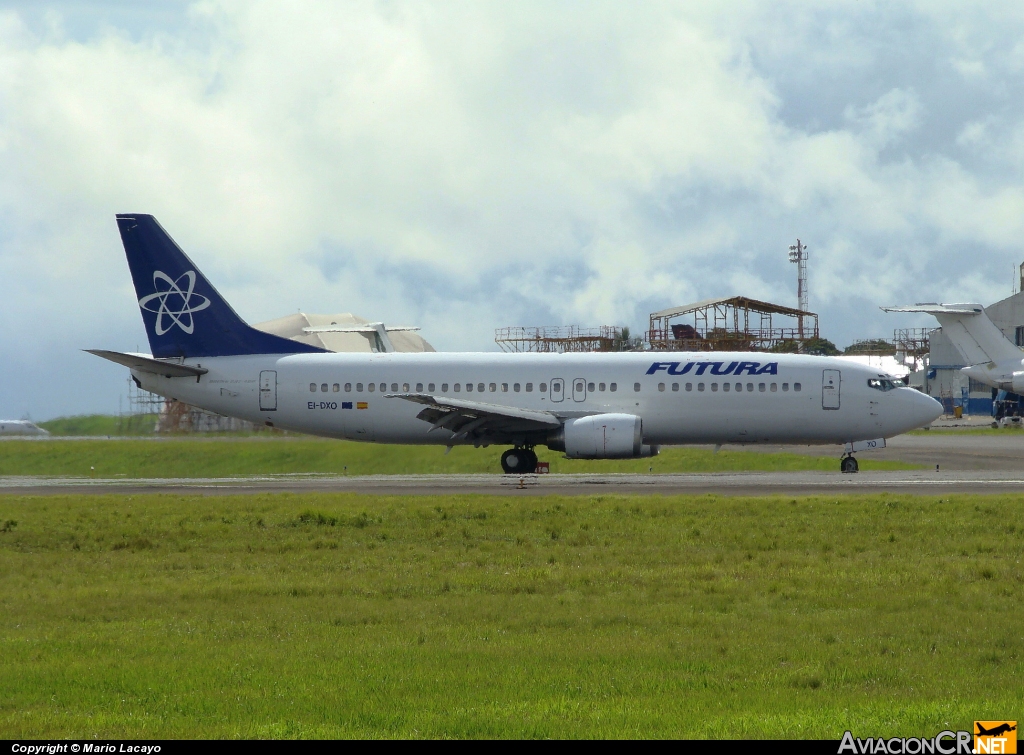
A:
840;455;859;474
500;447;538;474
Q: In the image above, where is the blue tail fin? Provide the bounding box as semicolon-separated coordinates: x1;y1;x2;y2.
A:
116;214;325;358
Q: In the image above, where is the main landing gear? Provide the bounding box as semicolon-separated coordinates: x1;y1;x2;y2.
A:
840;455;859;474
501;447;538;474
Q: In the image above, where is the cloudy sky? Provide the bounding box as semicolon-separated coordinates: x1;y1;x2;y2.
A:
3;1;1024;420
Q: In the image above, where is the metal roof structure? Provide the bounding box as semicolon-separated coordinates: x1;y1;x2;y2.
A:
647;295;819;352
495;325;623;353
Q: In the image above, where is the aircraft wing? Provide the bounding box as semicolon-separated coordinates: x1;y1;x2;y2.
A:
384;393;560;443
85;349;209;378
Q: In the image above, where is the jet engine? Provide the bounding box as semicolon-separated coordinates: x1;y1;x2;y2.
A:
1010;372;1024;394
546;413;660;459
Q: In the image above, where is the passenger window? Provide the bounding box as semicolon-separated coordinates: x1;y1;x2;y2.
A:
368;383;375;392
634;383;641;392
759;383;766;392
599;383;606;391
672;383;679;392
454;384;461;392
345;383;352;392
794;383;802;392
526;383;533;392
610;383;617;392
466;383;473;392
333;383;340;392
356;383;363;392
502;383;508;392
478;383;485;392
309;383;316;392
441;383;448;392
428;383;435;392
380;383;386;392
540;383;547;392
319;384;326;392
698;382;705;392
782;383;789;391
588;382;595;392
746;383;753;392
735;383;742;392
391;383;398;392
686;383;692;391
723;383;730;392
489;383;496;392
770;383;778;392
711;383;718;392
658;383;666;392
416;383;423;391
403;383;410;392
514;383;521;392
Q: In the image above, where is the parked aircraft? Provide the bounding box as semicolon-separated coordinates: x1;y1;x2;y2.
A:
0;420;49;436
882;303;1024;393
90;215;941;473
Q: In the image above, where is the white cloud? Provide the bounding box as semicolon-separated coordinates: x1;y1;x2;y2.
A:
3;2;1024;417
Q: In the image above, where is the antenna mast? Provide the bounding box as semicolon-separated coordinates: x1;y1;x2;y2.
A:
788;239;809;339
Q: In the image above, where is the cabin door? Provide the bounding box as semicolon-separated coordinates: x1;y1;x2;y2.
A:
822;369;841;410
259;370;277;411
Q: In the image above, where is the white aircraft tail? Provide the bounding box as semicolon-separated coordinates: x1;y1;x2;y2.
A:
882;303;1021;365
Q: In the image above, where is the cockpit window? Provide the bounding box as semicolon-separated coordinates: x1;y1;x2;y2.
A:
868;378;898;392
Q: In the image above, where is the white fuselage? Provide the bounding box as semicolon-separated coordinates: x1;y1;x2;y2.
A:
133;351;941;446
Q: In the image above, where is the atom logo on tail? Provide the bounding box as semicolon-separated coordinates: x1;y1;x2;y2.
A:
137;270;211;335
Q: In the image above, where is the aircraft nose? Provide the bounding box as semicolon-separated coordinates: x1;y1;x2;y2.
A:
905;389;943;430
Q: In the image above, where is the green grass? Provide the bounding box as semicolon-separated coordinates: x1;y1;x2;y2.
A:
38;414;159;436
0;438;917;477
0;492;1020;737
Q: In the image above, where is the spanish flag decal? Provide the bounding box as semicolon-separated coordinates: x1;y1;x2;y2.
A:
356;402;368;410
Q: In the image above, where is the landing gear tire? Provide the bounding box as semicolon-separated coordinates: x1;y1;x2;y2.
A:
841;456;859;474
523;448;538;474
501;448;538;474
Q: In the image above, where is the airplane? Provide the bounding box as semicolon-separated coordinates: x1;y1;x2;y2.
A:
976;723;1016;737
881;303;1024;393
0;420;49;436
89;214;942;474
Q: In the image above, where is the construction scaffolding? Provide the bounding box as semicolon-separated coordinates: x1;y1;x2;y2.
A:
127;377;257;433
495;326;624;353
646;296;820;352
893;327;933;371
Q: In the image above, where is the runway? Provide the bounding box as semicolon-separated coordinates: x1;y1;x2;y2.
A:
4;468;1024;497
3;428;1022;497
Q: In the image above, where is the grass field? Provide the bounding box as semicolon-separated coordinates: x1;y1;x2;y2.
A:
38;414;159;436
0;438;917;478
0;491;1020;738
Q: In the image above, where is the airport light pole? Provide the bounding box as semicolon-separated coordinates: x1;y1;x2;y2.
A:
789;239;808;339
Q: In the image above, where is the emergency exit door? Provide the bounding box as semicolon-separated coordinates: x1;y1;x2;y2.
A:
259;370;277;411
822;369;841;410
550;378;564;402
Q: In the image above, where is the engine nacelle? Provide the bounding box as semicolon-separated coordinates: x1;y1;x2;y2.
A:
546;413;660;459
1010;372;1024;395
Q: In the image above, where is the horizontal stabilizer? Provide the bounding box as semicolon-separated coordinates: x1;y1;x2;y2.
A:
85;349;208;378
881;303;984;315
882;302;1020;365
